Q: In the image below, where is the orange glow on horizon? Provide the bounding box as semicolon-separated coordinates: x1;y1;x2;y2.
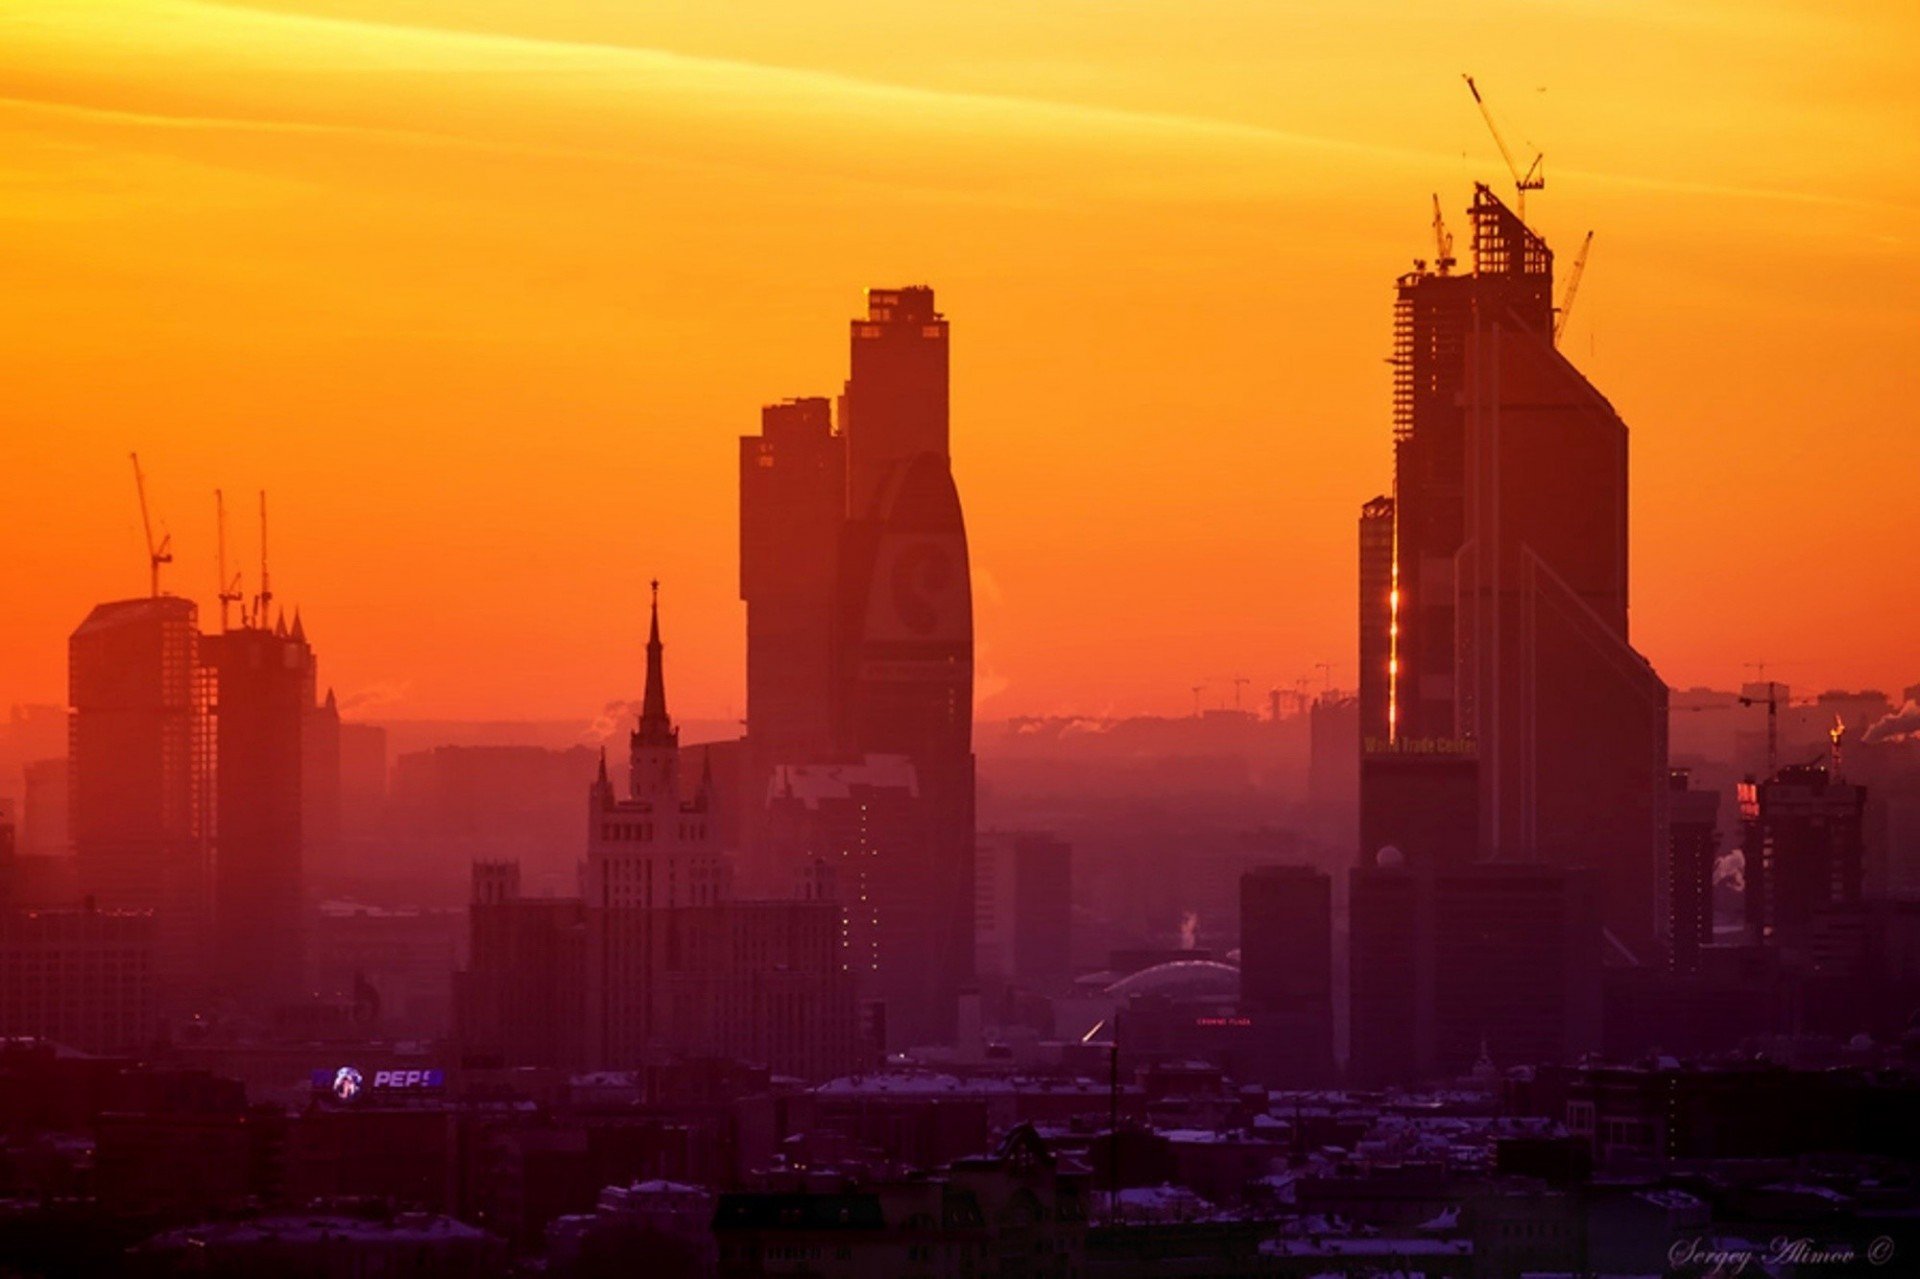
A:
3;1;1918;726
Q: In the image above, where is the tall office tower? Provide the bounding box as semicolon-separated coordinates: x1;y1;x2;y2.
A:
1740;763;1866;951
1666;770;1720;974
1357;496;1395;748
740;397;845;771
1356;186;1668;959
837;286;975;1044
69;596;211;1008
583;588;728;1066
1238;865;1334;1085
844;286;949;514
199;611;315;1007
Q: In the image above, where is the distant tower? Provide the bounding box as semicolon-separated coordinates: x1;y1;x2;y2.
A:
1239;865;1334;1085
837;287;975;1046
200;603;318;1008
1355;186;1668;960
68;595;211;1010
740;397;844;769
583;585;726;1067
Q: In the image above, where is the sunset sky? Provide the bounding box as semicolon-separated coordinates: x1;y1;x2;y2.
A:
4;0;1916;727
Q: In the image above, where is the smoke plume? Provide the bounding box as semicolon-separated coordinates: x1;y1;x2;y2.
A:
1862;701;1920;745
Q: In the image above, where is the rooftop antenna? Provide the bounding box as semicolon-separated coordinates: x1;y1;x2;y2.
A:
1191;684;1204;718
215;489;244;631
1554;231;1595;344
1463;74;1545;221
254;490;272;628
129;453;172;598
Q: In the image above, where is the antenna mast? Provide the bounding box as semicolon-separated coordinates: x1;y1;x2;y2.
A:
129;453;172;598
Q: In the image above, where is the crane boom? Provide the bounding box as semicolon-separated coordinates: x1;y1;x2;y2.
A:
1463;74;1545;219
1554;230;1594;343
129;452;171;597
254;490;272;628
216;489;244;631
1431;194;1455;274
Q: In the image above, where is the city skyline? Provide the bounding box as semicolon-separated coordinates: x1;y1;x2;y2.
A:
5;1;1918;723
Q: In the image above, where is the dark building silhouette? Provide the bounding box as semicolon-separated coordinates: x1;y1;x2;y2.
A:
459;593;860;1080
1238;865;1333;1085
1666;769;1720;974
21;757;69;856
975;830;1072;983
739;396;844;771
1347;852;1424;1086
836;288;974;1044
762;756;929;989
1350;852;1600;1084
199;612;315;1008
585;586;728;1067
455;861;587;1070
1741;763;1866;951
0;903;154;1054
739;287;976;1047
1356;186;1668;961
68;596;210;1008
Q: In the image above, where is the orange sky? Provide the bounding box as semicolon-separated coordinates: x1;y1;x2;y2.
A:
4;0;1917;725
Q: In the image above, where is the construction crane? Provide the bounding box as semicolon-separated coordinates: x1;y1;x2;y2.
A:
253;490;273;629
1430;194;1456;275
1553;230;1594;344
1738;676;1785;779
1463;74;1545;221
129;453;171;598
215;489;244;631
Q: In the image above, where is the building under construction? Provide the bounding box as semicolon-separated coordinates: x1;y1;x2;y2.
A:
1355;185;1669;965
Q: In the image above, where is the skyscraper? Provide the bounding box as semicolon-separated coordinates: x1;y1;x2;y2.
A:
1667;769;1720;974
1741;763;1866;951
739;287;976;1047
1356;186;1668;960
739;396;844;771
68;595;210;1008
199;610;315;1008
837;287;974;1044
1238;865;1333;1085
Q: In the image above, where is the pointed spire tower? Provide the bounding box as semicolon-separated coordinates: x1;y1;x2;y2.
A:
628;579;680;802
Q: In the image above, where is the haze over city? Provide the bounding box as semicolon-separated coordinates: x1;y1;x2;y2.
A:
5;6;1920;1278
5;0;1917;722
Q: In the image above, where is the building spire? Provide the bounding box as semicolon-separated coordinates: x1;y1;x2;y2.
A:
638;579;670;745
628;579;680;801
